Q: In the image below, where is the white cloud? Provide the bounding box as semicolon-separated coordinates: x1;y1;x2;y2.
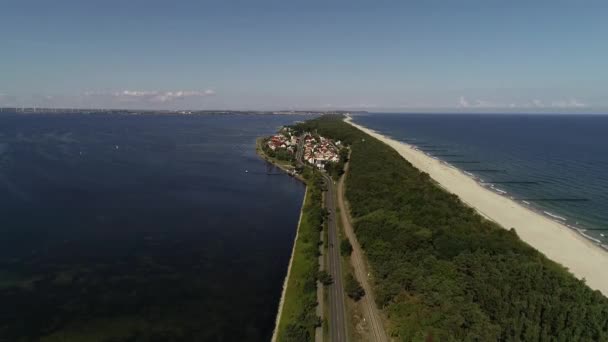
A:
532;99;544;108
474;99;496;107
106;90;216;103
320;102;379;109
455;97;589;110
0;93;18;105
76;89;218;109
551;99;586;108
459;96;470;108
458;97;498;108
116;90;156;97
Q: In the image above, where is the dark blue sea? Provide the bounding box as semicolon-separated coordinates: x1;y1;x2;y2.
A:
353;113;608;244
0;112;309;341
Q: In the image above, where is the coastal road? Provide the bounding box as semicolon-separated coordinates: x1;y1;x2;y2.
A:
323;173;349;342
336;159;389;342
295;133;348;342
296;135;305;163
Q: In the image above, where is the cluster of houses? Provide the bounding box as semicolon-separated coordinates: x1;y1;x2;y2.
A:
265;127;342;170
266;127;298;154
302;133;341;170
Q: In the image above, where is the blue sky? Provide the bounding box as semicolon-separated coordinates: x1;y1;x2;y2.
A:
1;0;607;111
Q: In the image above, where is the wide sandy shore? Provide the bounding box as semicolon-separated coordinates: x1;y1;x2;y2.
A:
345;116;608;296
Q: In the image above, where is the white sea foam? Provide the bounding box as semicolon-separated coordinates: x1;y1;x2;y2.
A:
544;211;567;221
581;232;602;244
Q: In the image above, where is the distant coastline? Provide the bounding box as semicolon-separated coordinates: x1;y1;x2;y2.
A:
345;115;608;296
0;107;365;116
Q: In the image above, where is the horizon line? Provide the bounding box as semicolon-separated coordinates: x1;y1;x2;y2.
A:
1;106;608;115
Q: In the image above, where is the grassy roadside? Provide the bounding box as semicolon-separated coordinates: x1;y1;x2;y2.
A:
257;136;324;342
322;212;330;341
274;187;322;341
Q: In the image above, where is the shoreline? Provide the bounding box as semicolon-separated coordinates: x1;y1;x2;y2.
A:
256;137;321;341
270;187;308;342
345;115;608;296
256;137;306;341
431;150;607;249
255;137;305;182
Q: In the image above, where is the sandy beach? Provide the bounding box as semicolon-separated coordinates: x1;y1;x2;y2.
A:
345;116;608;296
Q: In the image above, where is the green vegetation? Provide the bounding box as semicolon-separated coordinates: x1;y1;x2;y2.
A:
1;260;277;341
39;316;185;342
262;142;296;162
340;238;353;256
0;271;41;290
317;270;333;286
324;147;349;181
258;137;296;166
344;274;365;301
295;115;608;341
274;167;327;342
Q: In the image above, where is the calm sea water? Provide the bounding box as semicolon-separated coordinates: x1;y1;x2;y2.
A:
0;113;309;341
353;113;608;244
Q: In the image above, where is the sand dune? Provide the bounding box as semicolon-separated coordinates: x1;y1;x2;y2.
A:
346;116;608;296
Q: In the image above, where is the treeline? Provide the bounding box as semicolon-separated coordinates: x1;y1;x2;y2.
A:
276;168;326;342
295;115;608;341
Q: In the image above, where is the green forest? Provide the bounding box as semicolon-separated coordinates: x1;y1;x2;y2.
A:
295;115;608;341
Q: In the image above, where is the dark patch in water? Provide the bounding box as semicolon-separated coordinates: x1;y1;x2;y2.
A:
0;113;310;341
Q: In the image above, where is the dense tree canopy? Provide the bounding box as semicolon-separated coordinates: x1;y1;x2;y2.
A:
295;115;608;341
345;274;365;301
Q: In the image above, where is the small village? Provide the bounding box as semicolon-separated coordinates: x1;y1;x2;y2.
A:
301;133;341;170
266;127;342;170
266;128;298;154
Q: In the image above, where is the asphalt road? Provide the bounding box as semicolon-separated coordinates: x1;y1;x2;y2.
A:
295;133;348;342
323;173;348;342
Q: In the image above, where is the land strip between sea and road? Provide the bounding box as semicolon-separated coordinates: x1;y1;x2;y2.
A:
271;186;309;342
258;138;323;342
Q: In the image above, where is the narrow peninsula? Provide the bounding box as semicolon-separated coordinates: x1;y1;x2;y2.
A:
257;124;349;342
296;114;608;341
